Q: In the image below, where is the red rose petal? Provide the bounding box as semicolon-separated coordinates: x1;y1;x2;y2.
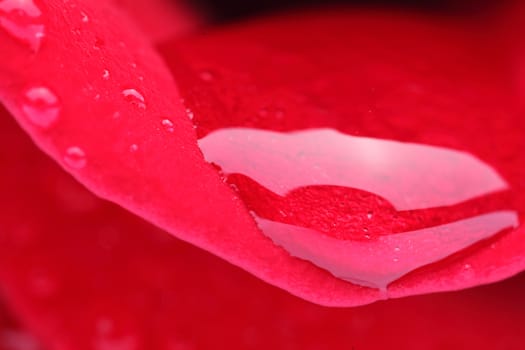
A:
1;108;525;350
0;0;377;306
158;8;525;299
1;0;524;306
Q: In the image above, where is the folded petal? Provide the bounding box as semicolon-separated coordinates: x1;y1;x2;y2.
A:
1;106;525;349
158;8;525;301
1;0;524;307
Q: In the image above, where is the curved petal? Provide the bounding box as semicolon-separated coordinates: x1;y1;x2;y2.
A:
1;0;524;306
0;0;376;306
158;9;525;301
0;109;525;350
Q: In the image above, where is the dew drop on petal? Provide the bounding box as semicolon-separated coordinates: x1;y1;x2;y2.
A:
81;11;89;23
185;108;194;120
161;119;174;133
22;86;60;128
0;0;45;51
102;69;110;80
122;89;146;110
129;144;138;152
0;0;41;16
64;146;87;169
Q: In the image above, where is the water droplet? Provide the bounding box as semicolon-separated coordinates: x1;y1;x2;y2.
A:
199;70;214;82
112;111;121;119
463;263;472;270
21;86;60;128
0;0;45;51
102;69;110;80
122;89;146;110
81;11;89;23
161;119;174;133
94;93;101;101
198;127;520;290
131;62;137;69
129;144;138;152
185;108;194;120
64;146;87;169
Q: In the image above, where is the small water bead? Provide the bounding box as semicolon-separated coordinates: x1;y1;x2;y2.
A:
22;86;61;128
161;119;175;133
64;146;87;169
81;11;89;23
129;144;138;152
0;0;42;16
102;69;110;80
185;108;194;120
0;0;45;51
122;89;146;110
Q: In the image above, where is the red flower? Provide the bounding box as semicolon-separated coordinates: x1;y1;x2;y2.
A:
0;0;524;349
